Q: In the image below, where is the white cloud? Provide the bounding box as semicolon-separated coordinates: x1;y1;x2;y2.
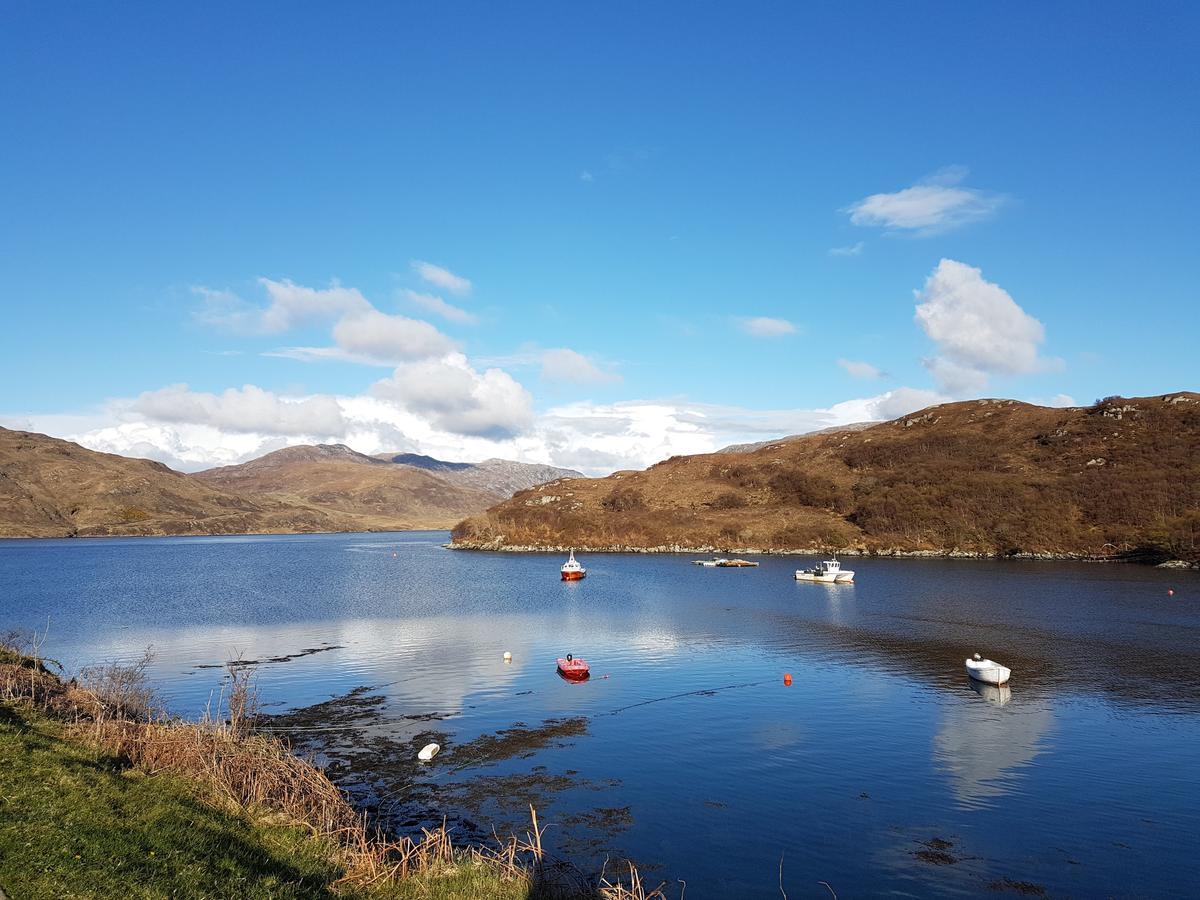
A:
828;242;865;257
580;170;594;182
28;380;957;478
862;387;949;420
411;261;472;296
920;356;990;395
193;279;372;334
331;309;458;365
540;348;622;385
845;167;1005;236
371;354;534;439
838;359;885;380
914;259;1053;394
131;384;348;436
739;317;797;338
401;289;477;325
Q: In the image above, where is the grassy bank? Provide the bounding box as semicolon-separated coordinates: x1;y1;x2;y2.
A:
0;639;658;899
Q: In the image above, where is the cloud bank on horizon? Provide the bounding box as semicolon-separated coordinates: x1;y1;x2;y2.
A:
3;253;1073;476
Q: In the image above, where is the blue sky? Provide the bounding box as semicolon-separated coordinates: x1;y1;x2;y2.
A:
2;2;1197;472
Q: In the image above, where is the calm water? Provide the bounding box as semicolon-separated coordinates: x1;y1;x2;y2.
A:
3;532;1199;897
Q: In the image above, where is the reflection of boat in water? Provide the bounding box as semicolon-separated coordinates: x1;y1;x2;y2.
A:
560;550;586;581
556;654;589;680
794;558;855;583
969;679;1012;705
966;653;1011;685
693;557;759;567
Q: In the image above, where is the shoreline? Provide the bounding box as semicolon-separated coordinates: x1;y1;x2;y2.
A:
447;540;1199;568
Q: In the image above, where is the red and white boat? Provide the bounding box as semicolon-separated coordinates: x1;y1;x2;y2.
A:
556;655;590;679
560;550;586;581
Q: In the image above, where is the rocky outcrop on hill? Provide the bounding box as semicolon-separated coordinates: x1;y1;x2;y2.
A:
375;452;581;498
452;393;1200;563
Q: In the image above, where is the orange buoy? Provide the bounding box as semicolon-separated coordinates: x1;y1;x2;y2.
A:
783;673;793;686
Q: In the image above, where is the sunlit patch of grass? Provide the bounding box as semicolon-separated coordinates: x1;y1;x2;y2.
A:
0;705;348;899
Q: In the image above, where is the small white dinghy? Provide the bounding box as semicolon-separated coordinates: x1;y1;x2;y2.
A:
417;742;441;762
965;653;1011;686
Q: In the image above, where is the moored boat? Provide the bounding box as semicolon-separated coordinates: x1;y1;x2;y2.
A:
556;654;590;679
794;557;855;583
560;550;586;580
965;653;1011;685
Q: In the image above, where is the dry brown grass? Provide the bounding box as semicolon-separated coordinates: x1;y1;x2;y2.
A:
1;633;664;898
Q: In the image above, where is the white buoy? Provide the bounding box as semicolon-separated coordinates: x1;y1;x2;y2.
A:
417;742;440;762
503;651;512;662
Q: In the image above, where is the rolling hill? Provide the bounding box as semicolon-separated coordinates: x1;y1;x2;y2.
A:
0;427;354;537
0;432;582;538
192;444;504;530
451;393;1200;563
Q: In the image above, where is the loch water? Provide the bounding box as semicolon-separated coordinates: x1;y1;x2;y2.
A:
2;531;1199;897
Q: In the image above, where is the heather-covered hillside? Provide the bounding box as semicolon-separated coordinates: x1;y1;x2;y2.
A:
452;393;1200;562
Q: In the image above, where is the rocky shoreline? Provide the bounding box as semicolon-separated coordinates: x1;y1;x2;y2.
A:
448;539;1198;568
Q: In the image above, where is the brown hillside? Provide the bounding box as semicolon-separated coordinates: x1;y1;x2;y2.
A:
0;428;355;538
193;444;500;530
452;393;1200;562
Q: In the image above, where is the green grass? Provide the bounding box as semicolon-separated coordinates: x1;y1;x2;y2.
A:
0;704;529;900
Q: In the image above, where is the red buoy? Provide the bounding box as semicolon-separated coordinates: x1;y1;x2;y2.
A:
783;672;793;686
1168;589;1175;597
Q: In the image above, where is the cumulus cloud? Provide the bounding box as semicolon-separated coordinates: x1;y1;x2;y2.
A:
34;381;955;478
914;259;1054;394
371;354;534;439
195;279;373;334
739;316;797;338
331;309;458;365
412;261;472;296
845;167;1006;236
828;242;865;257
401;289;477;325
863;387;949;420
131;384;348;436
838;359;885;380
540;348;622;385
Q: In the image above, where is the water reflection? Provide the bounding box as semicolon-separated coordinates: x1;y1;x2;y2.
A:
3;534;1200;898
969;679;1012;706
934;685;1053;809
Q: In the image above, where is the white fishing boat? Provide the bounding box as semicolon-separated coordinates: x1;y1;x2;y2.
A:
965;653;1011;686
560;550;586;581
794;557;855;583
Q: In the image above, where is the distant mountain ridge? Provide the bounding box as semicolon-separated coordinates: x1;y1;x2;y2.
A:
452;393;1200;564
373;453;580;498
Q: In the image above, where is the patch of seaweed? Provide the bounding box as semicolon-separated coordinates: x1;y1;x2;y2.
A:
989;878;1047;896
195;643;345;669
